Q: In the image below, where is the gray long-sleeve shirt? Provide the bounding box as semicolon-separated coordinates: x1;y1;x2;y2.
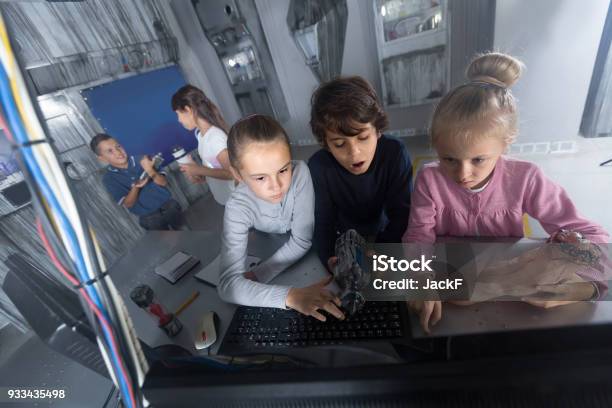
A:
218;160;315;309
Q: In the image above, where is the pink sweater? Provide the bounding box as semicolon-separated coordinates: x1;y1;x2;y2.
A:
403;156;609;244
402;156;609;297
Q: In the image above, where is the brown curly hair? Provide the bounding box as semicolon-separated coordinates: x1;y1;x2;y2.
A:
310;76;388;146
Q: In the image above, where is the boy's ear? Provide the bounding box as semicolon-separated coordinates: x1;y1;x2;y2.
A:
96;154;108;164
229;165;242;182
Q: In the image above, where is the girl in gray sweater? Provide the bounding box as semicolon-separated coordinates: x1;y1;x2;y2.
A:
218;115;344;322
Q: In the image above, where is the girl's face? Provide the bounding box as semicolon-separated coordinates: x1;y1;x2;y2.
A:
175;107;197;131
324;122;380;175
435;135;506;190
231;140;292;204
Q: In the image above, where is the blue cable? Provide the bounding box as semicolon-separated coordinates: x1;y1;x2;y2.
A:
0;65;134;408
0;64;135;408
0;64;103;307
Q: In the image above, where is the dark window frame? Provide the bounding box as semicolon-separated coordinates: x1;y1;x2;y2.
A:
580;1;612;138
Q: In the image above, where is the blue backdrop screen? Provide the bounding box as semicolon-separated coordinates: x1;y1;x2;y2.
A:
82;65;196;165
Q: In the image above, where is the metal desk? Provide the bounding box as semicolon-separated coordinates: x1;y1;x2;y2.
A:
108;230;330;355
109;231;612;348
409;300;612;338
409;238;612;338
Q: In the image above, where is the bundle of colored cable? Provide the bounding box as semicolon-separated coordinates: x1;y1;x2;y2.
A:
0;12;147;408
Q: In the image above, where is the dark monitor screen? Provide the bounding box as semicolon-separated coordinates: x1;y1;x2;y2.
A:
2;180;31;207
0;128;21;180
0;128;31;210
141;324;612;407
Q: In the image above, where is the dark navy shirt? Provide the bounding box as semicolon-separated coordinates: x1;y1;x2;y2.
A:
308;135;412;264
102;156;171;216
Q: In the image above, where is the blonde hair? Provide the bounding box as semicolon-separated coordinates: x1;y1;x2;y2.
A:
430;52;524;148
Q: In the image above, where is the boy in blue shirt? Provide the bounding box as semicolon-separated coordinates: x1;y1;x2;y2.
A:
308;76;412;270
90;133;184;230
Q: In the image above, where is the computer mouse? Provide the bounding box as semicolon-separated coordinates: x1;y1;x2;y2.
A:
194;311;218;350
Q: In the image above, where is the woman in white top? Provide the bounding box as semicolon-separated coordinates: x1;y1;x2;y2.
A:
171;85;234;205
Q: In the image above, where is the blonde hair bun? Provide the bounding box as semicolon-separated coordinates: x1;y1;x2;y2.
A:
466;52;524;88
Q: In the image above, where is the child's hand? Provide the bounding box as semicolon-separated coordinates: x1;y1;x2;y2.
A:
407;300;442;334
187;174;206;184
131;177;149;189
286;276;345;322
140;155;154;173
521;282;596;308
522;299;578;309
327;256;338;272
549;229;587;244
180;163;200;178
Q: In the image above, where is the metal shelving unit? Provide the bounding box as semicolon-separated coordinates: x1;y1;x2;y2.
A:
373;0;450;108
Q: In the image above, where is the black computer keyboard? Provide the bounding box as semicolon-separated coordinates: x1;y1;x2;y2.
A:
219;301;408;355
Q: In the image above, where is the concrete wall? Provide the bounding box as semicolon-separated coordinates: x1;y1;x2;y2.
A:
255;0;320;144
491;0;611;234
255;0;429;144
494;0;609;143
254;0;385;143
255;0;495;143
167;0;243;126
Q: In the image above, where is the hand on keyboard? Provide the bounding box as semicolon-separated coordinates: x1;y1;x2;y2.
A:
286;276;345;322
407;300;442;334
326;256;338;273
219;301;407;354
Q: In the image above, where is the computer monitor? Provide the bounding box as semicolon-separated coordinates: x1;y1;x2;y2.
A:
0;129;31;214
6;248;612;407
2;253;110;378
141;323;612;407
139;239;612;405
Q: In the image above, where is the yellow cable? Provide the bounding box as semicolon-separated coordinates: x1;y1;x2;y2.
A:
0;15;42;139
0;15;16;70
1;15;87;265
41;198;61;234
0;18;147;387
89;227;107;270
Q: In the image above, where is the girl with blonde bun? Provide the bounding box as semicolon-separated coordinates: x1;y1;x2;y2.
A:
403;52;608;333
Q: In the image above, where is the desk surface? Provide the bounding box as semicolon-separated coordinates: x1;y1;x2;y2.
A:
409;240;612;338
109;231;612;350
108;230;329;355
409;300;612;338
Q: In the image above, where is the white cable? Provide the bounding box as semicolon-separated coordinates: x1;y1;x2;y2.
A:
91;234;148;384
1;17;143;403
1;27;99;284
107;280;149;384
97;337;120;389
